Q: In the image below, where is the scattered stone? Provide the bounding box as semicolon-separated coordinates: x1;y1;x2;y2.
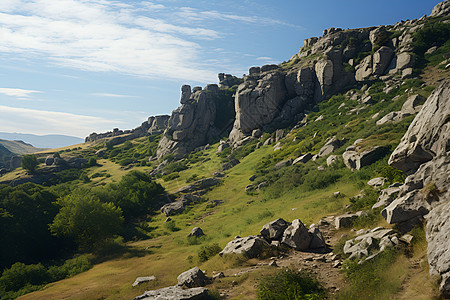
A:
222;158;241;171
343;146;389;170
164;217;172;223
188;227;205;238
161;201;185;217
258;182;269;189
333;191;341;197
318;136;346;157
177;267;208;288
372;183;402;209
367;177;386;188
213;272;225;280
269;260;278;267
327;155;339;166
132;276;156;287
275;159;292;169
293;153;313;165
249;175;256;181
399;234;414;244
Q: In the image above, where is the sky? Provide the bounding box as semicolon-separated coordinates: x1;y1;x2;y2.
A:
0;0;442;138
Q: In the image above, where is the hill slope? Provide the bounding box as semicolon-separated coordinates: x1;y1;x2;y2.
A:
1;1;448;300
0;132;83;149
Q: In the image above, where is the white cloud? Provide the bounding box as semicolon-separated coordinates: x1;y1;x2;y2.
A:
256;57;273;60
0;88;42;98
0;105;123;137
92;93;139;98
0;0;219;82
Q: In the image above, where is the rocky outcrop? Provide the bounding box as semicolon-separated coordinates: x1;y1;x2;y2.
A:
160;194;200;216
157;82;235;158
175;177;221;194
218;73;242;89
380;81;449;296
426;201;450;297
388;82;449;175
343;227;399;262
132;276;155;287
430;0;450;17
85;115;169;144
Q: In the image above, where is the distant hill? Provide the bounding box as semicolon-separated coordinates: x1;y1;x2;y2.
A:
0;139;47;155
0;132;84;149
0;144;14;168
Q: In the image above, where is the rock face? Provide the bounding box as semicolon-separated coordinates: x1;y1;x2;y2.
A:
219;235;270;258
380;81;450;296
281;219;312;250
388;81;450;175
426;201;450;297
157;82;235;158
430;0;450;17
177;267;208;288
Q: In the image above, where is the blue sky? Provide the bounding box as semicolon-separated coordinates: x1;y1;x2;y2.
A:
0;0;441;138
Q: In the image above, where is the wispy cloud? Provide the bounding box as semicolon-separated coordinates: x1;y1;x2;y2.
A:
0;105;123;137
0;1;300;82
174;7;302;29
92;93;139;98
0;87;42;99
256;56;273;60
0;0;219;82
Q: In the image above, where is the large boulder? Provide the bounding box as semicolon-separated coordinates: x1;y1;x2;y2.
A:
260;218;291;241
293;153;313;165
308;224;326;249
343;146;389;170
281;219;311;250
389;81;450;174
133;286;208;300
219;236;270;258
372;183;402;209
161;201;184;216
176;178;221;194
188;227;205;238
177;267;208;288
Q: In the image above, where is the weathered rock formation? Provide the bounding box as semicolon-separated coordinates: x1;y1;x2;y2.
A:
85;115;169;144
157;82;235;158
380;81;449;296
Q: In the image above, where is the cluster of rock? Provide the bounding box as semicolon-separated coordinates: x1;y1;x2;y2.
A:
373;81;449;296
43;154;88;171
343;227;413;264
218;73;242;89
85;115;169;145
156;82;236;159
219;218;326;258
133;267;209;300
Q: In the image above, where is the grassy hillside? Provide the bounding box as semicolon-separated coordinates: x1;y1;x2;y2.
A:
1;12;449;300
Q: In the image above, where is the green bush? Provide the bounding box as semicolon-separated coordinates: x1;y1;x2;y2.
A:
303;169;342;190
164;220;180;232
88;157;97;166
257;268;326;300
163;160;188;174
198;243;221;262
21;155;38;173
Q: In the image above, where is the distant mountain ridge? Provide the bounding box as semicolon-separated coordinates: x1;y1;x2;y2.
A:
0;132;84;149
0;139;47;155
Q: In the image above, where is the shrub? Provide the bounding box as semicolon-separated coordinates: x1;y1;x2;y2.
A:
88;157;97;166
21;155;38;173
164;220;180;232
162;173;180;182
198;243;221;262
257;268;326;300
0;262;49;292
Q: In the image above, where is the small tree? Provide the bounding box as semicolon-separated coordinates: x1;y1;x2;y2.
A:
21;155;38;173
88;157;97;167
50;192;123;251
